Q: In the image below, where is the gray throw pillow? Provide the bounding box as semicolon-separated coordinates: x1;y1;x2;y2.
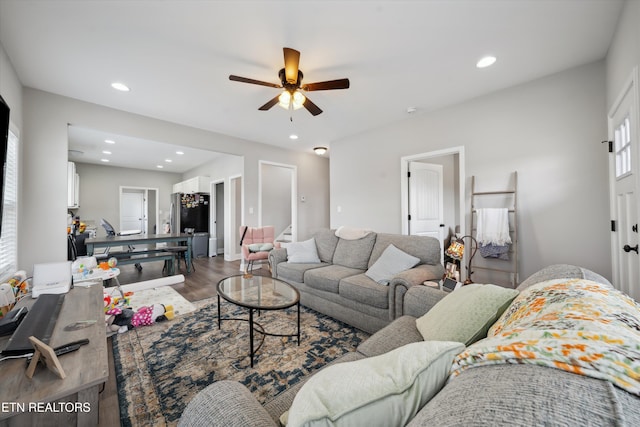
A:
365;244;420;285
287;238;321;264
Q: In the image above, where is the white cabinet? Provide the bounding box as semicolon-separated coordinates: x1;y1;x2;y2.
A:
173;176;209;194
172;181;184;194
67;162;80;208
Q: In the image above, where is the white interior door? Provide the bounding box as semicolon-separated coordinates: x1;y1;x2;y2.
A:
121;191;145;233
610;68;640;302
408;162;444;261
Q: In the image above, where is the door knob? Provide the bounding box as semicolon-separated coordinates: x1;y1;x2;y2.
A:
623;244;639;254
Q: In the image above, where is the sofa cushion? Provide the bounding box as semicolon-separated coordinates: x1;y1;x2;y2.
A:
286;340;464;427
415;284;518;346
277;262;329;284
369;233;440;268
332;232;377;269
412;364;640;427
313;229;340;263
517;264;612;291
338;274;389;308
287;238;321;264
339;274;389;309
365;244;420;285
357;315;424;357
304;265;364;294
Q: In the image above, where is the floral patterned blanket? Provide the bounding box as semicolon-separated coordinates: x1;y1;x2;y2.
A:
450;279;640;395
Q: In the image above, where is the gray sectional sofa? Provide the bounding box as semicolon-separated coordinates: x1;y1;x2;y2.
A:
180;264;640;426
268;229;445;334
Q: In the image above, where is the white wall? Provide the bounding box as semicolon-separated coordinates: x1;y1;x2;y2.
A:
606;0;640;109
331;61;610;283
19;89;330;273
261;163;293;238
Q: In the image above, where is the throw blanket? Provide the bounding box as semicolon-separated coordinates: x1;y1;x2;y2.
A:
476;208;511;246
479;243;509;260
335;226;373;240
450;279;640;396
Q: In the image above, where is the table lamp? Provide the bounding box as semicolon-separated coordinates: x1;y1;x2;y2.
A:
445;235;478;284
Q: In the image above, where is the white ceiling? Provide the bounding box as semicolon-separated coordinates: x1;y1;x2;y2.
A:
67;126;227;173
0;0;624;168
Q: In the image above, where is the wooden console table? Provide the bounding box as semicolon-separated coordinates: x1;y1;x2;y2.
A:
0;285;108;426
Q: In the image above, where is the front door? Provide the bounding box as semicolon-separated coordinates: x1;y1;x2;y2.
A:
408;162;444;262
609;69;640;302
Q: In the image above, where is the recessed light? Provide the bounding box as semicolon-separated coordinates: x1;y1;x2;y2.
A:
165;159;172;163
289;134;299;140
100;158;109;163
111;82;130;92
176;151;184;155
105;139;115;144
476;56;497;68
157;165;164;169
406;107;417;114
102;150;111;155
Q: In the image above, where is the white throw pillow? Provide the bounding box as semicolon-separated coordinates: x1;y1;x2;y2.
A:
259;243;274;251
365;244;421;285
286;238;321;263
286;340;465;427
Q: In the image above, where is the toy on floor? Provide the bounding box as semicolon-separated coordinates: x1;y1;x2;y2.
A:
105;304;175;334
131;304;175;327
103;291;132;313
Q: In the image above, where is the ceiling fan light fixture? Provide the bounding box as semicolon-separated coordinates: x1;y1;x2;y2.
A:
314;146;327;155
278;91;291;109
278;90;306;110
292;91;306;110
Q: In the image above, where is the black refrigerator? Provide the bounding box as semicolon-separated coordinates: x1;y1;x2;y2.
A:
170;193;209;233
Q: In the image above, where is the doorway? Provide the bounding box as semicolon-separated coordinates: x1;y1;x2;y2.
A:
227;175;243;261
259;161;297;243
400;147;465;264
210;179;225;256
119;187;159;235
609;67;640;302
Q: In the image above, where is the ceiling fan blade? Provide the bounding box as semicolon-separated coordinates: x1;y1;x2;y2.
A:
229;75;281;89
303;97;323;116
283;48;301;84
258;95;280;111
301;78;350;91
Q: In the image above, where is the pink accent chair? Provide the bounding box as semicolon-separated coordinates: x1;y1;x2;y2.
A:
240;226;279;273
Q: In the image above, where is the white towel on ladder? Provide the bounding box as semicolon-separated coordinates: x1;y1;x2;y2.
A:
476;208;512;246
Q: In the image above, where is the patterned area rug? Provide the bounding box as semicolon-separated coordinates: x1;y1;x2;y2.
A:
112;298;370;426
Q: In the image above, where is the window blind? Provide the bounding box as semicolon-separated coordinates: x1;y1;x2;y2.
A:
0;129;18;281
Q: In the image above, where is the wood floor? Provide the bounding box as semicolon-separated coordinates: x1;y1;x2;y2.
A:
97;256;271;427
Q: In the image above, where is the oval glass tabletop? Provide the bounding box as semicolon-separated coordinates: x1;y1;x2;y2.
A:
217;275;300;310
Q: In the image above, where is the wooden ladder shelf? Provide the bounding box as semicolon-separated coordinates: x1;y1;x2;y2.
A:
469;171;519;287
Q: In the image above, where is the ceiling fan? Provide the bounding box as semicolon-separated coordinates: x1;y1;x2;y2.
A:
229;47;350;116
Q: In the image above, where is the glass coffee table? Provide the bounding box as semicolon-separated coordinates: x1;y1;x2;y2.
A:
217;274;300;367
